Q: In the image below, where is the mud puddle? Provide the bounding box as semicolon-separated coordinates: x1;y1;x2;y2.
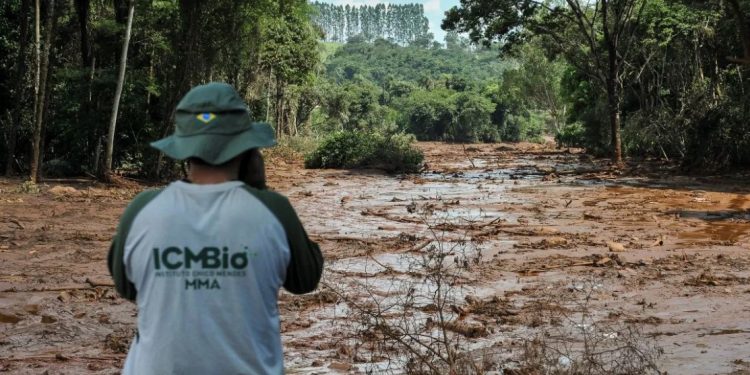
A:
278;142;750;374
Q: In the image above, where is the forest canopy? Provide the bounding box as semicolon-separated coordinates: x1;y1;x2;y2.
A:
444;0;750;168
0;0;748;182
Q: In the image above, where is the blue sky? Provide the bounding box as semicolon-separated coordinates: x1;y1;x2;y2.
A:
316;0;461;43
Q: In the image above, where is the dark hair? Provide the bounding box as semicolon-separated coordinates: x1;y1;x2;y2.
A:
187;157;236;168
238;149;266;189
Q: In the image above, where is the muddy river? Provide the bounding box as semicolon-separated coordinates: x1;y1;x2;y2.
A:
1;142;749;374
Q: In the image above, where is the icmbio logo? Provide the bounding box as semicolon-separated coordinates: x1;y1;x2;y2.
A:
153;246;252;270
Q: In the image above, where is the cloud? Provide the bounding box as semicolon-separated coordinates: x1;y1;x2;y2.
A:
423;0;441;12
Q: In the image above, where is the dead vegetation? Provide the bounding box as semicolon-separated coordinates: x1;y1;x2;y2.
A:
323;212;496;374
508;279;664;375
321;208;665;374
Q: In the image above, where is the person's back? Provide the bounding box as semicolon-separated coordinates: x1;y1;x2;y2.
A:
108;83;323;374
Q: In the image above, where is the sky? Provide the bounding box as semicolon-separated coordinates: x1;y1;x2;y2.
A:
316;0;461;43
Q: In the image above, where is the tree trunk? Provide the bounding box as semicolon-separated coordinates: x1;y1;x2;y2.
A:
103;1;134;181
605;62;623;165
607;88;623;165
601;0;623;166
34;0;40;99
73;0;91;68
6;0;31;176
275;82;285;139
153;0;200;179
30;0;56;183
265;68;273;123
74;0;96;172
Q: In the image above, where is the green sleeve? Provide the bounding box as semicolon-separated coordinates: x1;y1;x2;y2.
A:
242;186;324;294
107;189;163;301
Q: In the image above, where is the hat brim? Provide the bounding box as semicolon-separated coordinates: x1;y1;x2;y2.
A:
150;122;276;165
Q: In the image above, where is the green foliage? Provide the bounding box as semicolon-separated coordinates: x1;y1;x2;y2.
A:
444;0;750;168
555;122;586;148
685;91;750;169
319;42;342;62
260;12;320;85
313;78;397;133
447;92;497;142
499;111;547;143
304;130;423;173
325;37;510;88
305;131;378;169
499;41;567;133
378;132;425;172
397;88;456;140
317;36;554;144
558;67;611;155
5;0;747;178
0;0;325;178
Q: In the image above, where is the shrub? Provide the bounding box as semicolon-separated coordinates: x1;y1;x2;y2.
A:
304;131;380;169
500;112;545;143
304;131;423;173
555;122;586;148
376;132;425;173
446;93;498;143
265;135;320;163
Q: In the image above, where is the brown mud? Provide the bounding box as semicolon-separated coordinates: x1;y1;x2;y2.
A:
1;142;749;374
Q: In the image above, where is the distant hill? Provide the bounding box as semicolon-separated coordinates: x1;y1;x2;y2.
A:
323;38;511;88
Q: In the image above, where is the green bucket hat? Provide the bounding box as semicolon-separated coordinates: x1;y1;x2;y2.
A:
150;82;276;165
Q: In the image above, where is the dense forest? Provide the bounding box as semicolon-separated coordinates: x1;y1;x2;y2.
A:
0;0;321;182
0;0;748;183
444;0;750;168
315;37;550;143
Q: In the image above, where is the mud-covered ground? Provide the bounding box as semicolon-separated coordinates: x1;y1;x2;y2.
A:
1;142;749;374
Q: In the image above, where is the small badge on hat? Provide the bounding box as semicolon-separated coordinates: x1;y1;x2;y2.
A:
196;112;216;124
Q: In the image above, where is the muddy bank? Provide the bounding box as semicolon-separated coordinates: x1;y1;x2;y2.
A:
1;142;749;374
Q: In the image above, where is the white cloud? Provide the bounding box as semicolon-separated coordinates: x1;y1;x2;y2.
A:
423;0;441;12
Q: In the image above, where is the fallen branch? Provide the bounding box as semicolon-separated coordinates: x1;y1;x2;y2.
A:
2;281;112;293
313;235;380;244
519;261;596;274
404;239;432;253
86;278;114;287
9;218;24;229
3;354;126;362
3;286;94;293
367;254;394;272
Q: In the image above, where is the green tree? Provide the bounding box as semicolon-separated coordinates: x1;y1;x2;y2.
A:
503;41;566;132
29;0;57;183
103;0;133;181
444;0;648;164
260;9;320;137
397;88;456;140
449;92;496;142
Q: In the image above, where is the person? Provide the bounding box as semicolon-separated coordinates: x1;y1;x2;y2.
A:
107;82;323;374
